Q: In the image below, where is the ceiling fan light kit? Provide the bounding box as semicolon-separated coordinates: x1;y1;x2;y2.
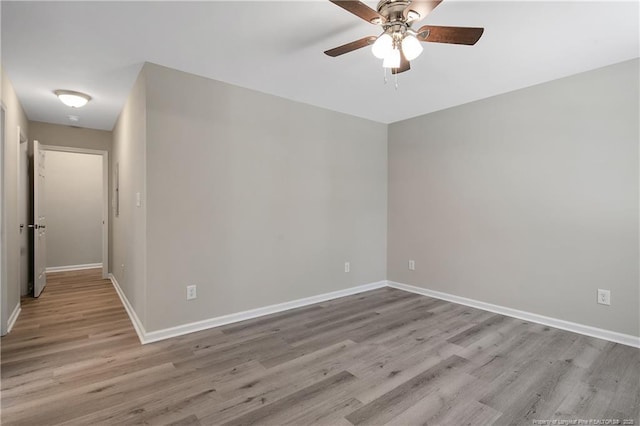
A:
372;33;393;59
382;47;401;68
401;34;423;60
372;29;423;65
325;0;484;77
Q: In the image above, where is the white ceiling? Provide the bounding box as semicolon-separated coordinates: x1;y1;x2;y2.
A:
2;1;638;131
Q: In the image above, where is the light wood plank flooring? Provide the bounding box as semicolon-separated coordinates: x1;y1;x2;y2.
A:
1;269;638;425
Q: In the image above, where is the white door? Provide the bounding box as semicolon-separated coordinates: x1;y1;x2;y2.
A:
18;132;29;296
33;141;47;297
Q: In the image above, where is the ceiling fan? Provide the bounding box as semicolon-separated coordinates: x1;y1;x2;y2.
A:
324;0;484;74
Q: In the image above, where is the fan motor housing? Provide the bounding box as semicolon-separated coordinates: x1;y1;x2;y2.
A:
377;0;412;23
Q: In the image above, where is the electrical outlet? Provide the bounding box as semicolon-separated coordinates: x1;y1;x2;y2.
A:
344;262;350;273
408;260;415;271
187;285;197;301
597;289;610;306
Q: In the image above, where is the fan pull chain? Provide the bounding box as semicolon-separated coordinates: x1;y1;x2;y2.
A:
383;67;388;84
395;73;399;90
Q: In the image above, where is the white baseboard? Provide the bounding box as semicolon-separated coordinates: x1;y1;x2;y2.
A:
109;274;146;344
143;281;388;344
105;274;639;348
7;303;21;333
387;280;640;349
46;263;102;273
109;278;387;345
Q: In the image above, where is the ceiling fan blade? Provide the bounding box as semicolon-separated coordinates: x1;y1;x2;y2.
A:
392;51;411;74
404;0;442;22
417;25;484;45
329;1;386;24
324;36;377;57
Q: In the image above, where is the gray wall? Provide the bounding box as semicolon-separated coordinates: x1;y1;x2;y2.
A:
111;70;147;326
44;151;103;268
1;67;29;335
29;121;112;152
28;121;113;270
388;59;639;337
143;63;388;332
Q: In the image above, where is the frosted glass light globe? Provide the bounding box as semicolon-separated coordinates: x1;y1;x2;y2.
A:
402;34;423;61
372;33;393;59
382;48;401;68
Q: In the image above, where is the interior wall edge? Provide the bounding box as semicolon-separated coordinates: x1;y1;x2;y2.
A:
6;302;21;334
109;273;146;344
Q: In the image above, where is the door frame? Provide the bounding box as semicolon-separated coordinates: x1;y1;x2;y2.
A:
17;126;28;296
1;103;7;335
40;145;109;279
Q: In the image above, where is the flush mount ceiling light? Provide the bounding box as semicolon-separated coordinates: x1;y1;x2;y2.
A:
325;0;484;78
54;90;91;108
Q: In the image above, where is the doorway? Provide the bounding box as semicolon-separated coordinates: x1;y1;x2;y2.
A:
39;145;109;282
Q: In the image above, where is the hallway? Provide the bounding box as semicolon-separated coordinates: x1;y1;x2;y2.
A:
0;269;141;424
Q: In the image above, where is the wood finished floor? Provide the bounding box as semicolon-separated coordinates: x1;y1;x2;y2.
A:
1;270;638;426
